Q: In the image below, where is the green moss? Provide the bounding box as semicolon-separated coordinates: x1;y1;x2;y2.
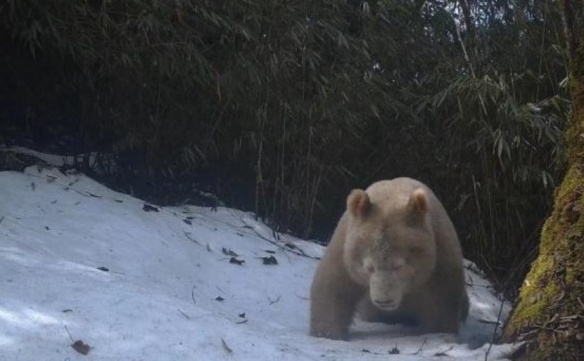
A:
504;163;584;359
505;164;580;332
503;248;556;336
565;267;575;283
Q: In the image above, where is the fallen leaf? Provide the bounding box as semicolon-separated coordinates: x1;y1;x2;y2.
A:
261;255;278;265
71;340;91;355
229;257;245;265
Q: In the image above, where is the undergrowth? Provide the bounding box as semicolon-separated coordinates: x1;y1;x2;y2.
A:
0;0;569;297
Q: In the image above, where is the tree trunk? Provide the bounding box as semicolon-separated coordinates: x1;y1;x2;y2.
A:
503;1;584;360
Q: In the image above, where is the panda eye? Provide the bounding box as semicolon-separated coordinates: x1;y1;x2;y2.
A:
364;262;374;274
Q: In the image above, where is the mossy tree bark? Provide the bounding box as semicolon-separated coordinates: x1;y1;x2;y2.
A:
503;1;584;360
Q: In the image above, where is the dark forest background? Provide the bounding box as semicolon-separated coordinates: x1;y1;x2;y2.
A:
0;0;569;297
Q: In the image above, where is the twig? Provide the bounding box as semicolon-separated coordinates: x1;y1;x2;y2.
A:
233;215;307;257
0;216;4;224
453;15;476;78
178;309;190;319
268;295;281;305
191;285;197;305
221;338;233;353
183;230;201;245
64;325;74;343
295;294;309;301
467;284;492;288
485;297;506;361
61;185;96;198
413;338;427;355
466;273;474;287
239;219;318;260
434;345;454;356
361;348;383;355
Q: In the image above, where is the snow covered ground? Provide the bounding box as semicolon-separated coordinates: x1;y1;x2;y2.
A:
0;163;520;360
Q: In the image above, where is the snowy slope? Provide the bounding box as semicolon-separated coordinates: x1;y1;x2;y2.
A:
0;165;520;361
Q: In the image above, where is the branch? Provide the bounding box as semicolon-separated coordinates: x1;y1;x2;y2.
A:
562;0;584;60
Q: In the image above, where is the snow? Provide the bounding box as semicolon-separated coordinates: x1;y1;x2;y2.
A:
0;163;520;361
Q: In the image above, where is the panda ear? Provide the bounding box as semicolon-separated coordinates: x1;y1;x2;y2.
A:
347;189;371;218
407;188;429;217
